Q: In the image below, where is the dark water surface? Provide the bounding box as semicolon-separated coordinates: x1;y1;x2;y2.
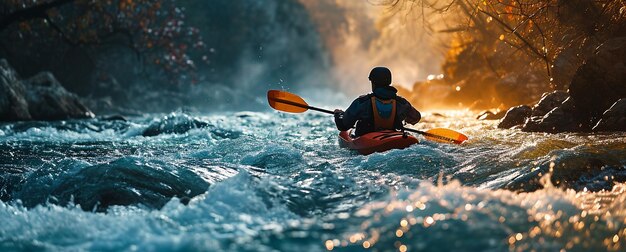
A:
1;112;625;251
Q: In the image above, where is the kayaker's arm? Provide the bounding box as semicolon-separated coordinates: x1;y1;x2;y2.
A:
405;107;421;125
396;97;421;125
334;98;367;131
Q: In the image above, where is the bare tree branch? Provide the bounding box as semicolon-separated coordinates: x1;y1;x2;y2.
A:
477;9;546;61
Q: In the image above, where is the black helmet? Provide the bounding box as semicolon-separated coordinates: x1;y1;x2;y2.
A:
368;67;392;87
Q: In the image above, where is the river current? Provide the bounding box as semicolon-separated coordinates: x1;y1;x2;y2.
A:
1;111;625;251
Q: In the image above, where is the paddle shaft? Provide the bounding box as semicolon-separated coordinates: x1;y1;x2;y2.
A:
272;97;334;114
274;98;460;144
407;129;463;144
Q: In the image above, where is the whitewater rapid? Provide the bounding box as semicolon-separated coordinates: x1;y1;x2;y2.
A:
1;111;625;251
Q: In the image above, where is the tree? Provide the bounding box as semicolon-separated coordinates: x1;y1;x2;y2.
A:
0;0;205;94
381;0;626;108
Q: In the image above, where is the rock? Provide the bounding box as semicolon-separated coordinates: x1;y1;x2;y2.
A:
551;47;584;90
568;37;626;128
522;97;583;133
101;115;128;121
48;157;209;211
520;37;626;133
23;72;95;120
0;59;19;83
0;59;94;121
531;91;568;117
143;113;210;136
497;105;532;129
476;110;505;120
550;155;625;192
0;59;31;120
592;98;626;131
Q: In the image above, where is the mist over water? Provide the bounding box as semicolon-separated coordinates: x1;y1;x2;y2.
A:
93;0;448;112
300;0;446;95
180;0;446;109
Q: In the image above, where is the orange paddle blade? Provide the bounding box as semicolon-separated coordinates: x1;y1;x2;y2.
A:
267;90;309;113
425;128;468;144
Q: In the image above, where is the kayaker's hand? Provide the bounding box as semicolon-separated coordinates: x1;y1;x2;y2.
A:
334;109;351;131
334;109;344;119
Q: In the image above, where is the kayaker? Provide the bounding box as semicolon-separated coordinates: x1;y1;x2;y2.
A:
334;67;421;136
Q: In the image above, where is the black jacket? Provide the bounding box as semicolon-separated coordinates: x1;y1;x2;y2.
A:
335;86;421;136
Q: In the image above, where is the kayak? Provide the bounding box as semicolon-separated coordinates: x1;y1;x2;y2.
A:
338;130;419;155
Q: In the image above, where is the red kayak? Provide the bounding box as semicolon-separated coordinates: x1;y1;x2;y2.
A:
338;130;419;155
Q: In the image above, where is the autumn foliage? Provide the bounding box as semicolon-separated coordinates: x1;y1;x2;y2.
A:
0;0;204;86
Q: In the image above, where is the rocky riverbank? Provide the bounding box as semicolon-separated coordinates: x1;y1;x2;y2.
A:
496;37;626;133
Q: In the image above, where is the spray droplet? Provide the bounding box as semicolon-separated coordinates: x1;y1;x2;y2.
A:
325;240;334;250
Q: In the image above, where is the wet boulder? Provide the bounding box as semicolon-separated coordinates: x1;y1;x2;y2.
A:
49;157;210;211
142;113;242;138
0;59;94;121
592;98;626;131
476;110;505;120
143;113;210;136
568;37;626;128
531;91;568;117
23;72;94;120
497;105;531;129
550;156;626;192
0;59;30;120
101;114;128;121
523;97;584;133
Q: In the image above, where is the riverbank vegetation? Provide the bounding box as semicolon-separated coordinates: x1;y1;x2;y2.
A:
385;0;625;108
383;0;626;132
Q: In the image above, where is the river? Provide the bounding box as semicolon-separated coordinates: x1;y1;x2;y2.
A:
1;111;625;251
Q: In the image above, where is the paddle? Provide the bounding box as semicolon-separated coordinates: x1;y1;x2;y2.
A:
267;90;468;144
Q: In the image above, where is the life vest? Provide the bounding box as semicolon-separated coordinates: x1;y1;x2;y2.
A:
370;96;396;130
